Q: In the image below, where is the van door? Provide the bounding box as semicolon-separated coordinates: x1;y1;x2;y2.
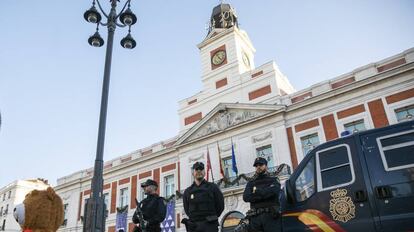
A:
361;122;414;231
283;137;377;231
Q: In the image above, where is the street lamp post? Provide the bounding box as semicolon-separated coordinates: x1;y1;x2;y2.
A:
83;0;137;231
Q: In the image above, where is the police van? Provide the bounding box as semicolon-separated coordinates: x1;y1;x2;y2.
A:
281;120;414;231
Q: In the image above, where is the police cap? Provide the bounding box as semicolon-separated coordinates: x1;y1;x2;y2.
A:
253;157;267;167
141;179;158;188
192;162;205;170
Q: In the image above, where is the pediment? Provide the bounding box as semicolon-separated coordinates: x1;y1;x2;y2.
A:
177;103;285;145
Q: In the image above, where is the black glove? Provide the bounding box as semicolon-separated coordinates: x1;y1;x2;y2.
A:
181;218;197;231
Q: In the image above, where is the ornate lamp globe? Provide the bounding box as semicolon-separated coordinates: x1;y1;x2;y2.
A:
88;32;104;47
120;33;136;49
119;8;137;26
84;6;102;23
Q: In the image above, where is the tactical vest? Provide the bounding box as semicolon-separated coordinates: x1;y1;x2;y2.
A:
250;175;279;209
188;183;216;221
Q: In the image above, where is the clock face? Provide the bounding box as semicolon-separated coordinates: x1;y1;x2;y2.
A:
212;50;226;66
242;52;250;68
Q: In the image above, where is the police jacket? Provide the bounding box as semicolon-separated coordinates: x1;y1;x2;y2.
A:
183;180;224;222
243;172;281;209
133;193;166;226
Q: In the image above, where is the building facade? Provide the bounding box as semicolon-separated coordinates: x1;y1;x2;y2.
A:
55;3;414;232
0;179;49;231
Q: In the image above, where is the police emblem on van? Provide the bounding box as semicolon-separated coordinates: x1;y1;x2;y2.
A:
329;189;355;223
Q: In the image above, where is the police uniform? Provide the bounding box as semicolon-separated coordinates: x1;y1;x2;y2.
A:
243;157;281;232
132;179;167;232
182;162;224;232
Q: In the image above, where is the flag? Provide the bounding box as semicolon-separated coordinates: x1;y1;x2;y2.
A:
115;206;128;232
217;142;225;179
206;147;214;182
161;201;176;232
231;139;238;175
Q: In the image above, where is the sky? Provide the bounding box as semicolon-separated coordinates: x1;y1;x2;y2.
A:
0;0;413;188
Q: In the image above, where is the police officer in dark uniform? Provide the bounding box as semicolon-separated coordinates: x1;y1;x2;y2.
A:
132;179;166;232
182;162;224;232
243;157;281;232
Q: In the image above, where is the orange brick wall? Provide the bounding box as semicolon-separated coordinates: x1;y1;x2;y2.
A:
162;163;176;173
248;85;272;100
216;78;228;89
108;226;115;232
377;58;406;72
184;112;202;125
119;177;130;185
331;76;355;89
110;181;117;214
337;104;365;119
295;119;319;132
322;114;339;141
153;168;160;195
139;171;152;179
130;175;137;209
368;99;389;128
385;88;414;104
286;127;298;169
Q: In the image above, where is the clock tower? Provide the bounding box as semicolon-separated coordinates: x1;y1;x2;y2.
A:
178;3;295;133
198;3;256;88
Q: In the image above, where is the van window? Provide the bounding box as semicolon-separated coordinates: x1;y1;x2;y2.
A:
377;130;414;171
295;158;315;202
316;144;354;191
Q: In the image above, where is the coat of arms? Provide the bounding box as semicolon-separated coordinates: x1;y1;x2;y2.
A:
329;189;355;223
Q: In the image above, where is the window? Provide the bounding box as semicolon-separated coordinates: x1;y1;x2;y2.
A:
103;193;109;211
317;144;354;190
164;175;175;198
4;204;8;215
7;191;11;199
0;207;3;216
301;133;320;155
222;157;237;178
377;130;414;171
2;193;5;201
62;203;68;226
119;188;129;208
256;145;274;167
295;158;315;202
344;119;366;133
395;105;414;122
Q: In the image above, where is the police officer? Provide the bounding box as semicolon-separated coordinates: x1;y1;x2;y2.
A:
132;179;166;232
182;162;224;232
243;157;281;232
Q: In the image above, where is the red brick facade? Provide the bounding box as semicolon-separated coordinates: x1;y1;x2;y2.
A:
248;85;272;100
153;168;160;195
368;99;389;128
184;112;202;125
331;76;355;89
110;181;117;214
337;104;365;119
216;78;228;89
295;119;319;132
162;163;176;172
130;175;137;209
377;58;406;72
385;88;414;104
286;127;298;169
251;70;263;78
322;114;339;141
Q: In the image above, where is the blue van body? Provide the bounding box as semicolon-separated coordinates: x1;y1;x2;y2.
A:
280;120;414;231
